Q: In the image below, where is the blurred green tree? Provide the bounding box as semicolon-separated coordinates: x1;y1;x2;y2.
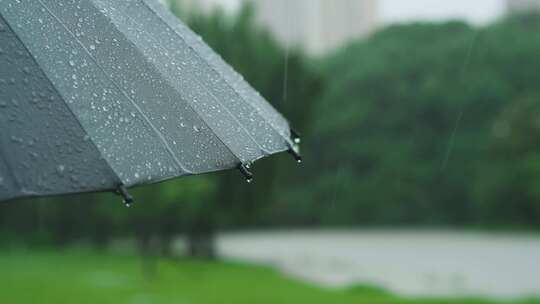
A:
302;14;540;228
3;8;540;257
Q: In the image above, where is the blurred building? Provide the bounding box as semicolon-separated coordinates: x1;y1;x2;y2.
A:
251;0;379;55
173;0;225;14
171;0;223;13
507;0;540;12
168;0;379;56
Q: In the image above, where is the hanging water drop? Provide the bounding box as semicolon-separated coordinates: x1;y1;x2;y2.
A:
238;163;253;183
117;184;134;207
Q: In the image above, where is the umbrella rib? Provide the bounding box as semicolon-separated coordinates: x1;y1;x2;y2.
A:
0;12;121;195
139;0;290;151
35;0;191;175
0;18;23;196
0;140;22;196
116;9;270;159
88;3;246;167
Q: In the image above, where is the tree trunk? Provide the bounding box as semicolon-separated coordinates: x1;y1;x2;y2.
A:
187;229;216;259
136;225;157;280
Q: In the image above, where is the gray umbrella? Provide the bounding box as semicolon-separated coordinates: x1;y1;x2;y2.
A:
0;0;301;204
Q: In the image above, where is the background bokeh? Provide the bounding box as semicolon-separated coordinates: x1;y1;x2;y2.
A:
2;1;540;303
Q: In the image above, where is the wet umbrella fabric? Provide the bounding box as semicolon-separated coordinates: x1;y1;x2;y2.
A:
0;0;299;203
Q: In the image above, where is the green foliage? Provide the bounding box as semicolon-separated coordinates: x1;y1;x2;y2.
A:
287;15;540;228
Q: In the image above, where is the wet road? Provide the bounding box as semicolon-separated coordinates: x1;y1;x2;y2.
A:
217;230;540;298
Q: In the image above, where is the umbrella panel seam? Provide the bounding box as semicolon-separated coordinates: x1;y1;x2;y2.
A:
119;7;271;158
0;13;120;196
139;0;292;151
35;0;193;178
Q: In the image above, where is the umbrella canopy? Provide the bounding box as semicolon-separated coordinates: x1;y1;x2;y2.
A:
0;0;301;203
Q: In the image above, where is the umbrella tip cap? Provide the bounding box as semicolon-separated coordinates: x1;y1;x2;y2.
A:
288;147;303;164
238;163;254;183
116;184;134;207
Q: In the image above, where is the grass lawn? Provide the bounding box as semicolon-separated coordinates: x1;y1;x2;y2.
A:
0;249;538;304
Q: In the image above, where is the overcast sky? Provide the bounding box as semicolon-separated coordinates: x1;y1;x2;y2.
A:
380;0;505;25
219;0;506;25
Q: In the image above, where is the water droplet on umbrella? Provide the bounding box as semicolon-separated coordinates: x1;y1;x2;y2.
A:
89;45;96;51
57;165;65;175
69;60;76;67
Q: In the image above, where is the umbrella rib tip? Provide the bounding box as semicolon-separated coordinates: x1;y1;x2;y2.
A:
116;184;134;207
238;163;254;183
289;128;303;164
288;148;303;164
